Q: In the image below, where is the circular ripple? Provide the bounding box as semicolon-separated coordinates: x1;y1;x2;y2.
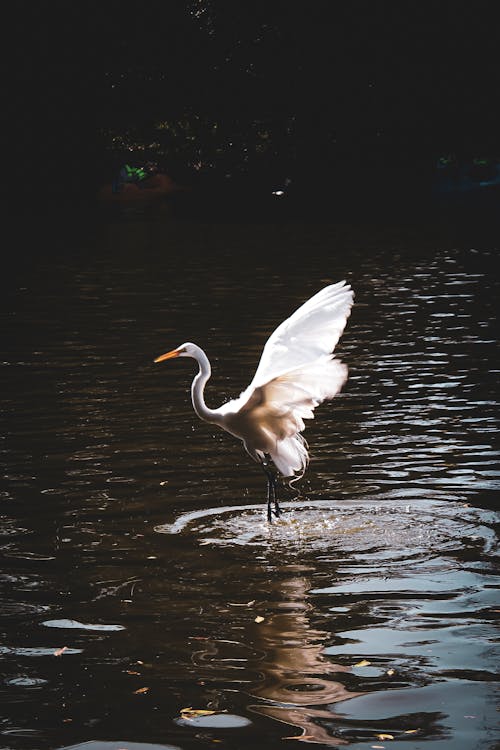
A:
156;498;498;560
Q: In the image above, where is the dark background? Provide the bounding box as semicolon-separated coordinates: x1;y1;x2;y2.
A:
8;0;500;220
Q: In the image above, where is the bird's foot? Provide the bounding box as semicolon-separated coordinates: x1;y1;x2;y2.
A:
267;503;282;522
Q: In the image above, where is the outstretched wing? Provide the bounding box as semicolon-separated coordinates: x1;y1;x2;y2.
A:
249;280;354;390
218;281;354;477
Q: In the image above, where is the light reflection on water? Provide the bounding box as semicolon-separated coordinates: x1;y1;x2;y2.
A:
1;217;499;749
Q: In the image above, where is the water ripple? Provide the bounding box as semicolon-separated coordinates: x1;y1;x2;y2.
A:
155;497;498;561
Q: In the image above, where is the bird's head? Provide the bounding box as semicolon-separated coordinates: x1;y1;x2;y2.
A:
154;342;200;363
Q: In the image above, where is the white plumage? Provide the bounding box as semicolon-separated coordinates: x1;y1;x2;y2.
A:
154;280;354;520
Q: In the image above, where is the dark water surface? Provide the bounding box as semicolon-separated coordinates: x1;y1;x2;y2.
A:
1;205;499;750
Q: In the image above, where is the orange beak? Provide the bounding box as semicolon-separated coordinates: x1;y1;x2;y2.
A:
154;348;181;364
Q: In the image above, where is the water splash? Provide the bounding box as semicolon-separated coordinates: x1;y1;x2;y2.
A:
155;497;498;561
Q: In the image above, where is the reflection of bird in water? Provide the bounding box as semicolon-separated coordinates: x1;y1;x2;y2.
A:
248;574;364;745
188;571;365;744
154;281;354;520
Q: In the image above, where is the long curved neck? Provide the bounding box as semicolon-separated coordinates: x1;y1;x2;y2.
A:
191;348;221;425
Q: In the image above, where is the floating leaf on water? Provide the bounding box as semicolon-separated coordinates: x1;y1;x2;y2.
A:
53;646;68;657
134;686;150;694
254;615;265;623
404;729;419;734
376;734;394;740
180;707;217;719
354;659;371;667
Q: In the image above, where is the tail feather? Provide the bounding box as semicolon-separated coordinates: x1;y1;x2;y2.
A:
269;433;309;478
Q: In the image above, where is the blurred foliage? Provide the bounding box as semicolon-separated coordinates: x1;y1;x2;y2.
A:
10;0;500;198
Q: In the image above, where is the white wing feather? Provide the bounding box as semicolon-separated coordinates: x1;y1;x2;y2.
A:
218;281;354;478
250;280;353;389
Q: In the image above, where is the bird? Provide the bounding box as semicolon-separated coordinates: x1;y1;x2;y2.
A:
154;281;354;522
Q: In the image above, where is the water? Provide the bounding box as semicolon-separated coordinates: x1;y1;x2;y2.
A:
1;206;499;750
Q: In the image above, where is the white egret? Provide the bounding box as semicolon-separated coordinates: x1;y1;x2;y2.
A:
154;281;354;521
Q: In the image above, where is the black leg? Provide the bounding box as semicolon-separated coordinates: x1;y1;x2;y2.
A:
262;454;281;522
274;494;282;519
